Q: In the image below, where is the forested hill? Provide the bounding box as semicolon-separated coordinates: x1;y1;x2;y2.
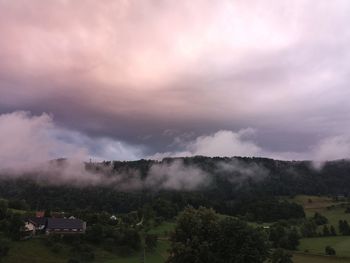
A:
98;156;350;196
0;156;349;220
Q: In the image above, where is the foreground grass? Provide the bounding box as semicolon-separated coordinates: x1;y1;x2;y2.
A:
293;253;350;263
3;238;168;263
2;220;175;263
4;239;68;263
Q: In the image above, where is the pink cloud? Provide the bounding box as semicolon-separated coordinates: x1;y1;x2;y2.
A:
1;1;350;157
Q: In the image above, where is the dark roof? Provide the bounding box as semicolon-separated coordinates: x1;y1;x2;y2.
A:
46;218;84;230
27;217;46;226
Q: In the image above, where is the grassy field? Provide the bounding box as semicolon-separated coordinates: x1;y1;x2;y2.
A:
293;253;350;263
320;206;350;229
147;221;176;237
5;196;350;263
290;195;350;230
289;195;350;263
1;220;175;263
290;195;337;213
3;238;169;263
299;236;350;257
5;239;69;263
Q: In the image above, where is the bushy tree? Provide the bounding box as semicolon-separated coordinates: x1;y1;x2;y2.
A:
0;201;8;220
85;224;104;244
8;199;29;211
300;220;317;237
0;238;10;261
167;207;219;263
313;212;328;225
330;225;337;236
7;213;24;241
339;220;350;235
322;225;330;236
215;217;269;263
269;224;300;250
325;246;336;255
145;234;158;251
167;207;269;263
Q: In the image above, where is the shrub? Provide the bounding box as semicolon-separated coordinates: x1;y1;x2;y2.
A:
80;251;95;262
325;246;336;256
51;243;63;254
145;234;158;251
0;238;10;257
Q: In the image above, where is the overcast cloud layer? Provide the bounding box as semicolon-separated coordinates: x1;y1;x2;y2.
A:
1;0;350;162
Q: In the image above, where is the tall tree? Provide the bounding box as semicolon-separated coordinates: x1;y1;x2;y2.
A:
167;207;269;263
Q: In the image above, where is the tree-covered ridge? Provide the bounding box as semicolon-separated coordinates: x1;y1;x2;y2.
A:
3;155;349;221
101;156;350;195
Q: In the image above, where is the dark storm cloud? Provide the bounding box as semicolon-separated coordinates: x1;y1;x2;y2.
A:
1;0;350;161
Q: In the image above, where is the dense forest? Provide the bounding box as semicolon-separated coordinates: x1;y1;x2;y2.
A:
0;156;349;222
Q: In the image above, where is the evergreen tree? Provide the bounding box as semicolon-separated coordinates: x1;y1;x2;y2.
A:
339;220;345;234
313;212;328;225
322;225;330;236
330;225;337;236
339;220;350;235
0;238;10;261
287;228;300;250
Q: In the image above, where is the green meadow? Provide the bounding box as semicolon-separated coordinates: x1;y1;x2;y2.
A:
289;195;350;262
4;196;350;263
4;238;169;263
299;236;350;257
2;221;175;263
293;253;350;263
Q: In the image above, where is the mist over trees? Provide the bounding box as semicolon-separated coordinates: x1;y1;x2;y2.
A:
0;156;349;219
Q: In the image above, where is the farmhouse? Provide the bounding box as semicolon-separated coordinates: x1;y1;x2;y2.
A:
24;217;86;235
46;218;86;234
24;217;46;235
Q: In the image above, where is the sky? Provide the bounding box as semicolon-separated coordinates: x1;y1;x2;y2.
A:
1;0;350;164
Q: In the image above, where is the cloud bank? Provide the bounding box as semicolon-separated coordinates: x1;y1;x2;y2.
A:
2;1;350;186
150;128;350;164
1;1;350;156
1;111;350;189
0;111;267;189
0;111;141;174
0;111;210;189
